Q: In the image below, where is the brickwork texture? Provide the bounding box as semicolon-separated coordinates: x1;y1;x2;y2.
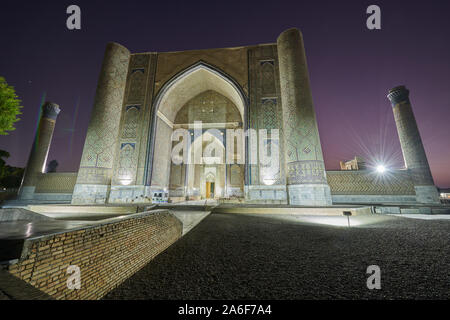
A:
5;210;182;300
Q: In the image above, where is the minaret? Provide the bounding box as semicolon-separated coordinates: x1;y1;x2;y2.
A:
277;28;332;205
18;102;61;200
387;85;440;204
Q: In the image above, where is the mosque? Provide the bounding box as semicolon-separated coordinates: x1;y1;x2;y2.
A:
16;28;441;206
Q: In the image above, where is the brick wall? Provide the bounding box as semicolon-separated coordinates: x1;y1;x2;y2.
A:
326;170;416;195
5;210;182;300
34;172;77;194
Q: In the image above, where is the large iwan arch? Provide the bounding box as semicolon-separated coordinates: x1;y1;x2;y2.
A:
145;62;249;201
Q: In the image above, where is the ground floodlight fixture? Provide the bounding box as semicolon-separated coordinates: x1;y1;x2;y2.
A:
343;211;352;227
376;165;386;174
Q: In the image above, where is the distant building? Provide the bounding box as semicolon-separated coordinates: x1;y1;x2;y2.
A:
340;157;366;171
439;188;450;203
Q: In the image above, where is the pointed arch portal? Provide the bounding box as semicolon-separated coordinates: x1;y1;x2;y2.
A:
145;62;248;200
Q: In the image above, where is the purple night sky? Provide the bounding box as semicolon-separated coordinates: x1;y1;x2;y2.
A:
0;0;449;187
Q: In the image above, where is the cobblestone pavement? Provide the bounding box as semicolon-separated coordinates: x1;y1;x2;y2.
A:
105;213;450;299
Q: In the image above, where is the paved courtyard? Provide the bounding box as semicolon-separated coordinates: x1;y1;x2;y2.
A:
105;213;450;299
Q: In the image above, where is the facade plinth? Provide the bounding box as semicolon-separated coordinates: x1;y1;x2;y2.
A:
287;184;332;206
414;186;440;204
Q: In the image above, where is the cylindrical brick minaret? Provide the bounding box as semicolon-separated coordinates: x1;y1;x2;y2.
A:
72;42;130;204
18;102;61;200
387;85;440;204
277;28;332;205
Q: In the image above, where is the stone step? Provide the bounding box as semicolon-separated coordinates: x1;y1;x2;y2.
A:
26;205;138;214
22;205;139;220
213;205;372;216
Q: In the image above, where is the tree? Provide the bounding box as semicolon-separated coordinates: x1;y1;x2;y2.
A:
0;150;10;177
0;166;24;189
0;149;23;189
0;76;23;135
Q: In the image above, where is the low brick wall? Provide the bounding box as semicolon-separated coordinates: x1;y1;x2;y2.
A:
5;210;182;300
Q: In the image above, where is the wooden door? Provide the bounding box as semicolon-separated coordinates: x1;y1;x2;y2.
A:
206;182;211;198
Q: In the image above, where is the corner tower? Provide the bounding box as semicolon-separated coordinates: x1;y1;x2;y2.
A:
72;42;131;204
277;28;332;205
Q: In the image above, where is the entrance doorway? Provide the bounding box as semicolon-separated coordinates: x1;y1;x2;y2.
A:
206;182;215;199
